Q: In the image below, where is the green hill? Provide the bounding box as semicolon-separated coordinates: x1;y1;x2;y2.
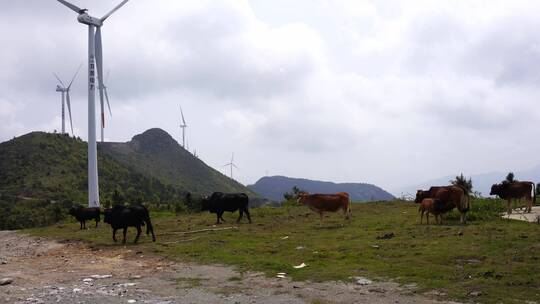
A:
0;129;254;205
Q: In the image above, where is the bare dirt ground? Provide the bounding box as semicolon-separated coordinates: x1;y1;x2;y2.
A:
0;231;458;304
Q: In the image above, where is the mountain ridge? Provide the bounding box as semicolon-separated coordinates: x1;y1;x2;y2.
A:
248;175;395;202
0;129;255;205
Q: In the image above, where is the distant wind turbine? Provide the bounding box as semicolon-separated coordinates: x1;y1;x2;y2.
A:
100;70;113;142
179;106;187;148
53;64;82;135
223;153;239;179
56;0;130;208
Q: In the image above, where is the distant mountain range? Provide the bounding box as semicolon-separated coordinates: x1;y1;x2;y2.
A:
393;166;540;198
0;129;255;204
248;175;395;202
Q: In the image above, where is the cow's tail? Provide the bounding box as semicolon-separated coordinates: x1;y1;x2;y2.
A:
347;195;352;218
462;191;470;213
532;182;536;206
142;207;156;242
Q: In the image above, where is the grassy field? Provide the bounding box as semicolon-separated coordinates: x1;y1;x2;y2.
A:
28;199;540;303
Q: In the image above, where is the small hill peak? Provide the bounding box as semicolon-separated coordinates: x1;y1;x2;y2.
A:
130;128;180;152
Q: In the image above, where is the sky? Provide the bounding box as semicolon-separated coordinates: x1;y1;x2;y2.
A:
1;0;540;193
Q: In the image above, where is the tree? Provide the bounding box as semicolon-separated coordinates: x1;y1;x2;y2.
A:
505;172;515;183
283;186;303;203
451;173;472;194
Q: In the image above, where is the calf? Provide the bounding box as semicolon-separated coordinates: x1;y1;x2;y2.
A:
69;205;100;229
419;198;446;225
103;204;156;244
201;192;251;224
297;192;351;223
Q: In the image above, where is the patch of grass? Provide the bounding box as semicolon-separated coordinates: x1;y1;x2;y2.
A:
174;277;205;288
27;199;540;303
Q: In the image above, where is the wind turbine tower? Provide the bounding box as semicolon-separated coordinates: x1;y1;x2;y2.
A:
179;106;187;148
53;64;81;135
223;153;239;179
56;0;130;207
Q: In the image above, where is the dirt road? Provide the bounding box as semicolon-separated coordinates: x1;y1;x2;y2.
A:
0;231;457;304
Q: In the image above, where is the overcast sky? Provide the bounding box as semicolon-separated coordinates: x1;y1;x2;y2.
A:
1;0;540;192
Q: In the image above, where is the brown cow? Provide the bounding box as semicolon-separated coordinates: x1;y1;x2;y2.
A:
297;192;351;223
490;181;536;214
415;185;470;224
419;198;445;225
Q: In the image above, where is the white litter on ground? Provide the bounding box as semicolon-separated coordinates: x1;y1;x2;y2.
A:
293;263;307;269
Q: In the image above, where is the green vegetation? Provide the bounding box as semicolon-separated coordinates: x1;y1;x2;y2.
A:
28;198;540;303
0;130;256;228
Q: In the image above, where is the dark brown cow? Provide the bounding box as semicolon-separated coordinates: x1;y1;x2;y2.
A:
490;181;536;214
415;185;470;224
297;192;351;223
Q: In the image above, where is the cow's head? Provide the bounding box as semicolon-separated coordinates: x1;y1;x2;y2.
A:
200;196;210;211
68;205;81;216
414;190;428;204
490;183;503;196
296;191;309;205
103;208;113;224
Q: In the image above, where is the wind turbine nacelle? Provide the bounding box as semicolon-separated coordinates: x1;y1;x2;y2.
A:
77;13;102;26
56;85;64;92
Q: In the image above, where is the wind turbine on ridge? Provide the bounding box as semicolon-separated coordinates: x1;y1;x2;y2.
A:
223;153;239;179
56;0;130;208
53;64;82;136
100;70;113;142
179;106;187;149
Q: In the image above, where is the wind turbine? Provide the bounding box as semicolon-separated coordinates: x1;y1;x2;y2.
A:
223;153;239;179
53;64;82;135
179;106;187;148
56;0;130;208
100;70;113;142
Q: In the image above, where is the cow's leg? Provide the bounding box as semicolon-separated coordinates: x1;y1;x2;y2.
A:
122;227;127;244
95;217;99;228
527;197;533;213
112;229;118;242
236;210;243;223
507;199;512;214
426;213;429;225
80;221;83;230
82;220;86;229
216;212;222;225
420;210;424;224
134;225;142;243
244;209;252;224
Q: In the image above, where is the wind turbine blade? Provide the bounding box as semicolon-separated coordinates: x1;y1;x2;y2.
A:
66;91;74;135
67;63;83;89
95;27;105;128
233;164;239;169
52;72;65;87
180;106;186;125
104;87;112;117
231;153;234;163
56;0;83;13
101;0;130;22
222;163;230;167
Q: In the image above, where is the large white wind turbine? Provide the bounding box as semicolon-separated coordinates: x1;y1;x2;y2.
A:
179;106;187;148
100;70;113;143
223;153;239;179
53;64;81;135
56;0;130;208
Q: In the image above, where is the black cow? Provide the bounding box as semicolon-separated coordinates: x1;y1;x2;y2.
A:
103;205;156;244
69;205;100;229
201;192;251;224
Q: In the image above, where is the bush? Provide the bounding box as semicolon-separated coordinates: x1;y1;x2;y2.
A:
445;198;506;222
